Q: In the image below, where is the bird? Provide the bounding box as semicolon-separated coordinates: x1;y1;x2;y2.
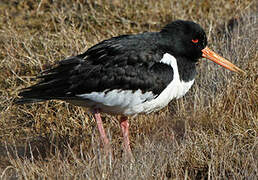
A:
16;20;244;156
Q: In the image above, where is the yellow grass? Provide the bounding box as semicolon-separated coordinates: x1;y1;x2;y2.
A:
0;0;257;179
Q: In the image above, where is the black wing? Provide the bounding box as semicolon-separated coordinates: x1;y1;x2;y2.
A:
16;32;174;104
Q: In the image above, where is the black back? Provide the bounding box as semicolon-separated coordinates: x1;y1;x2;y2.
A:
16;20;207;104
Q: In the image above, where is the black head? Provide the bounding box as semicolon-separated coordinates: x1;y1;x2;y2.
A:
160;20;207;61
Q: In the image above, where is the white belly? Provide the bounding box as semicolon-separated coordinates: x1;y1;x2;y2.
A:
136;79;194;114
69;89;156;115
68;53;194;116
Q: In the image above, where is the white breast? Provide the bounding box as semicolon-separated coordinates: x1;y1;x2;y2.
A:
134;53;194;114
69;53;194;116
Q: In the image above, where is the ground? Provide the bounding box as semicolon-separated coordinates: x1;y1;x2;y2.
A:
0;0;257;179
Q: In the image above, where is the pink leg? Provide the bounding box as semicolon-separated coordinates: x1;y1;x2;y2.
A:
120;116;133;156
93;110;109;147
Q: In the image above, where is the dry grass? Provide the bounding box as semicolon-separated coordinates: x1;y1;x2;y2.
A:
0;0;257;179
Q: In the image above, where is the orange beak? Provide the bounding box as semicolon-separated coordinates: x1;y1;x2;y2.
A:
202;47;245;74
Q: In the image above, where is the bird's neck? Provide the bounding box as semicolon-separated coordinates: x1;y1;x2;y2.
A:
176;57;197;82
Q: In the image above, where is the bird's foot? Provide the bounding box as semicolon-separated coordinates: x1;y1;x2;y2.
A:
93;109;113;157
120;116;134;160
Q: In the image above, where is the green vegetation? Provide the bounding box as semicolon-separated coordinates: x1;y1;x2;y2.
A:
0;0;257;179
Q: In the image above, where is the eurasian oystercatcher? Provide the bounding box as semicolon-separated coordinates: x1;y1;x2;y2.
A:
16;20;244;155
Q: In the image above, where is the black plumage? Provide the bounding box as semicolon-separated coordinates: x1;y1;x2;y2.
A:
16;20;207;104
15;20;245;155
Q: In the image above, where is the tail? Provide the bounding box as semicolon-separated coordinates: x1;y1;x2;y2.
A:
15;55;85;104
15;98;46;104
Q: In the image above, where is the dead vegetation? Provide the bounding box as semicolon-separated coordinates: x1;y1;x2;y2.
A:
0;0;257;179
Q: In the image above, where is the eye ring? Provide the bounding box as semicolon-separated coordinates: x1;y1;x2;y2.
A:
192;39;199;43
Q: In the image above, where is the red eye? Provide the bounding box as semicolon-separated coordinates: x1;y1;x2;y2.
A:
192;39;199;43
